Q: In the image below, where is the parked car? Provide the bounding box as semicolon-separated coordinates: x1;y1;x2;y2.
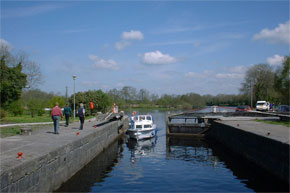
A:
236;105;252;112
276;105;290;113
256;101;269;111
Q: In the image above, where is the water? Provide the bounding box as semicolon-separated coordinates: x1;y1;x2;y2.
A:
56;110;288;192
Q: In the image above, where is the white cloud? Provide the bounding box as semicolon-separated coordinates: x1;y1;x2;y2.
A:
115;30;144;51
228;66;247;73
115;41;131;50
3;4;63;18
185;67;244;80
266;54;285;66
0;39;12;50
215;73;244;79
185;70;213;78
122;30;144;40
253;21;290;44
89;55;119;70
142;50;176;65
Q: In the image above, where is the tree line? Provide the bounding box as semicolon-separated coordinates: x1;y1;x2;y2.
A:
106;87;249;109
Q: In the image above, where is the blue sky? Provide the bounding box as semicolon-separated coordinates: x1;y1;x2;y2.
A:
1;1;289;96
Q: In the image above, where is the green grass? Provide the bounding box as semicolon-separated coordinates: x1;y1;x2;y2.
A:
0;126;21;138
256;119;290;127
1;113;96;124
1;114;52;124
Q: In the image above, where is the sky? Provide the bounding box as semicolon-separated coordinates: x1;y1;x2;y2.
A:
1;1;289;97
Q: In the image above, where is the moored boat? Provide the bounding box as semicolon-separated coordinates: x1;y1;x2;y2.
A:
128;114;157;140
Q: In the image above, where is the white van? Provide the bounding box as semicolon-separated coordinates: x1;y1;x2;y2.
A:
256;101;269;111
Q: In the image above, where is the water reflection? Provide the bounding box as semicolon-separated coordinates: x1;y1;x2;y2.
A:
55;137;126;193
166;136;289;192
166;137;219;167
127;137;157;163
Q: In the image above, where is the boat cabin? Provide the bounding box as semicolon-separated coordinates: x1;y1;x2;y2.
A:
131;115;154;130
132;115;152;122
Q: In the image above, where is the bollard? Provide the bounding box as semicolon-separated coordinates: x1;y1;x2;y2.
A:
267;132;270;136
20;128;32;135
17;152;23;159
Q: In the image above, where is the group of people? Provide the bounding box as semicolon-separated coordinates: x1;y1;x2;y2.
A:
51;103;86;134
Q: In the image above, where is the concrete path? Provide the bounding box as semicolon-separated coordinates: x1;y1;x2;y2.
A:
0;118;99;173
215;118;290;144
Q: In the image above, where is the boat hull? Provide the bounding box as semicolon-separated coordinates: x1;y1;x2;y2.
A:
128;125;157;140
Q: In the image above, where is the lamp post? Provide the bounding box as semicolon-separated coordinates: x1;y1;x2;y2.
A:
73;75;76;119
250;80;253;109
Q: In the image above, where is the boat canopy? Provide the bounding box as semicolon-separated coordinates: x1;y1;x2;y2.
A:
133;115;152;122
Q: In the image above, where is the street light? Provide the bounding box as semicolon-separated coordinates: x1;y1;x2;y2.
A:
73;75;76;119
250;79;253;109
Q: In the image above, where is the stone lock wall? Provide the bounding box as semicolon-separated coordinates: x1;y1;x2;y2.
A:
207;121;289;183
1;119;127;193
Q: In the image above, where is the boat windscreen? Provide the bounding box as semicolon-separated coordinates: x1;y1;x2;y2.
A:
146;116;152;120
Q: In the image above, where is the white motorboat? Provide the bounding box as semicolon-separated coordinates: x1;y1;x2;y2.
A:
127;114;157;140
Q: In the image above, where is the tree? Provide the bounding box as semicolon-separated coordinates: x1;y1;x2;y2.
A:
22;89;54;105
0;56;27;108
8;100;24;116
274;56;290;105
27;99;46;117
22;61;43;89
107;88;126;107
240;64;275;102
69;90;112;114
0;46;42;89
49;96;66;108
121;86;137;102
138;89;150;103
180;93;205;108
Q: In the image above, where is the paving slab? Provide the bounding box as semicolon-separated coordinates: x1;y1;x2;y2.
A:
0;118;100;173
215;119;290;144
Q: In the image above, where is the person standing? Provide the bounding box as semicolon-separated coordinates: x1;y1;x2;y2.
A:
63;104;72;126
78;103;85;130
51;102;63;134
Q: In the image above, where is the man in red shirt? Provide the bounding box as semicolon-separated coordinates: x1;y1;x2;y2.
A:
51;103;63;134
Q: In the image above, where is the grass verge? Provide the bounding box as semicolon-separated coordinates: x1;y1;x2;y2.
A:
255;119;290;127
1;114;96;124
0;126;21;138
1;114;52;124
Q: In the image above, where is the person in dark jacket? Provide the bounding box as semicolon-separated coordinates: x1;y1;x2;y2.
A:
78;103;85;130
63;104;72;126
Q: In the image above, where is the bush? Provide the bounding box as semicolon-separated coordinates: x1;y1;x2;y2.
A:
27;99;45;117
37;108;45;116
8;100;24;116
0;109;7;119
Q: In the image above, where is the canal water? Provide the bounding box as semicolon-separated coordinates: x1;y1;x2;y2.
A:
56;110;288;192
